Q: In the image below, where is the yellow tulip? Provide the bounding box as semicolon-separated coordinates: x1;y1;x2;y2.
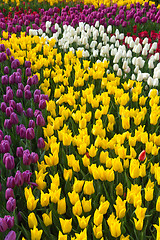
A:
59;218;72;234
57;198;66;215
42;211;52;227
76;215;91;229
28;213;38;229
31;226;43;240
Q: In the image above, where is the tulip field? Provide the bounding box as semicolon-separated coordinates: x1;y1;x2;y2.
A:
1;0;160;239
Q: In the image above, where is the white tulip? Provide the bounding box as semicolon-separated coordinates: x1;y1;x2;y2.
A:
55;23;59;30
93;49;99;57
115;40;119;48
46;28;50;34
153;78;159;87
117;68;122;76
154;53;159;61
113;64;119;71
124;66;130;73
125;36;129;44
110;35;116;43
147;77;153;86
107;25;112;34
46;21;51;29
85;24;90;31
129;40;135;48
102;33;107;42
90;41;97;48
97;43;102;49
99;25;104;33
122;61;128;70
119;33;124;40
38;29;43;35
82;37;88;45
148;60;154;69
134;66;139;74
142;48;148;56
135;37;140;45
109;44;114;50
137;73;143;81
132;57;137;65
85;43;89;49
126;50;132;58
153;69;160;79
131;74;136;80
95;21;99;28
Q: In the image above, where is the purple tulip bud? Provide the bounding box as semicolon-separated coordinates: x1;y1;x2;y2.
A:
1;102;7;112
3;67;9;75
22;170;32;183
16;102;23;113
7;176;15;189
4;216;14;229
16;89;23;98
0;44;5;52
6;48;11;56
25;61;31;68
4;135;11;145
37;137;45;149
6;89;13;101
9;100;16;109
16;146;23;157
17;212;22;223
4;155;15;170
6;107;13;117
26;108;33;118
24;90;32;100
39;99;46;109
1;75;8;85
31;152;39;163
4;119;12;130
34;109;42;118
10;112;19;125
15;171;24;186
5;188;14;200
25;68;31;77
4;230;16;240
17;68;22;75
0;52;7;62
28;120;35;128
36;114;45;127
26;128;35;140
32;75;38;85
6;197;16;212
0;140;10;153
11;59;20;69
34;94;40;103
18;83;24;91
20;127;26;139
23;149;32;165
0;218;8;232
27;77;32;86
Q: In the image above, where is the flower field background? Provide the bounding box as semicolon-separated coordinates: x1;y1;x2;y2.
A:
1;0;160;239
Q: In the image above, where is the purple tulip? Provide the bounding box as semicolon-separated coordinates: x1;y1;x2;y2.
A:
4;230;16;240
6;107;13;117
26;108;33;118
24;90;32;100
10;112;19;124
16;102;23;113
4;216;14;229
1;75;8;85
6;48;11;56
37;137;45;149
18;83;24;91
4;154;15;170
23;149;32;165
15;171;24;186
16;89;23;98
34;109;42;118
36;114;46;126
5;188;14;200
0;140;10;153
4;135;11;145
20;127;26;139
16;146;23;157
4;119;12;130
22;170;32;183
0;44;5;52
6;197;16;212
25;67;31;77
0;218;8;232
31;152;39;163
28;120;35;128
26;128;35;140
25;61;31;68
39;99;46;109
1;102;7;112
6;176;15;189
9;100;16;109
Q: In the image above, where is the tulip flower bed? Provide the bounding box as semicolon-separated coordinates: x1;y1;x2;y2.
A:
1;1;160;240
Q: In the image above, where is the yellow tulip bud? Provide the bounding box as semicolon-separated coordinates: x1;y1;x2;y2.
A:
60;218;72;234
68;191;79;205
63;169;72;181
83;180;95;195
40;191;50;207
72;200;82;216
57;198;66;215
76;215;91;229
27;197;39;211
116;183;123;196
133;218;143;231
42;211;52;227
99;201;109;215
28;213;38;229
31;225;43;240
94;209;103;226
73;178;84;193
93;224;103;239
82;197;92;212
107;213;121;238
